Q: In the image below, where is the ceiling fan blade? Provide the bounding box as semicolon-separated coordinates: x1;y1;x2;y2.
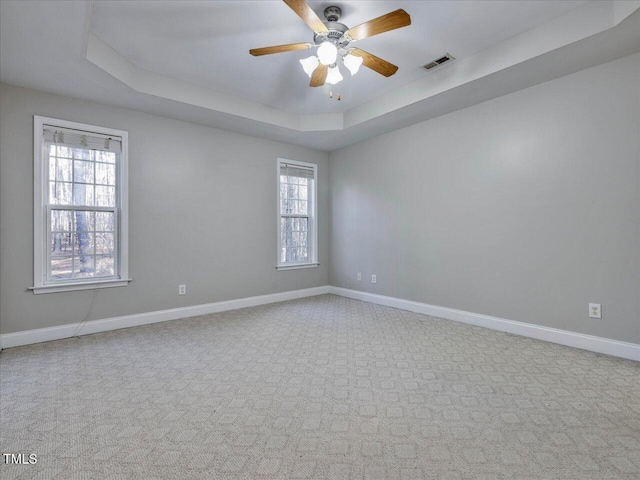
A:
350;48;398;77
250;43;312;56
283;0;328;33
310;64;328;87
346;9;411;41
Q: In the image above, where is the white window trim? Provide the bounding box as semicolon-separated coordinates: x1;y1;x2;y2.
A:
276;158;318;271
31;116;131;294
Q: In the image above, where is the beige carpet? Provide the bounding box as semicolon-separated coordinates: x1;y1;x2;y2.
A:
1;294;639;479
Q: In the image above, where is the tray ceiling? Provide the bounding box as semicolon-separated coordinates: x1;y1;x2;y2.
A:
90;0;587;114
1;1;639;151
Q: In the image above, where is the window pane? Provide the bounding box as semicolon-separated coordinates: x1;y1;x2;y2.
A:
95;233;115;255
74;160;94;184
51;210;73;232
75;231;95;251
95;162;116;186
73;230;94;255
295;200;308;215
56;146;72;159
96;255;115;277
51;232;73;255
73;184;95;206
52;158;73;182
84;212;96;231
296;218;308;232
51;255;73;280
75;211;95;231
49;181;72;204
74;255;95;278
95;211;115;231
95;151;116;164
95;186;115;207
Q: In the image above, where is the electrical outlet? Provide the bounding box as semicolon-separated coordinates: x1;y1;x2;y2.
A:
589;303;601;319
179;284;186;295
371;274;377;284
357;273;362;281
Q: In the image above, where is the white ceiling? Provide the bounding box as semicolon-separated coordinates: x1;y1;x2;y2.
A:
90;0;588;114
1;1;639;151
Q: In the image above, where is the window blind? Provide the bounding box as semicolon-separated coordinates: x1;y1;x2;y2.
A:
43;126;122;153
281;163;314;179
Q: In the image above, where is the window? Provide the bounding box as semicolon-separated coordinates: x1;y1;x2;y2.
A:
277;159;318;270
32;116;129;294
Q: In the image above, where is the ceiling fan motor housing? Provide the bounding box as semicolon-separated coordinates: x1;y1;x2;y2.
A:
313;6;351;48
314;23;349;44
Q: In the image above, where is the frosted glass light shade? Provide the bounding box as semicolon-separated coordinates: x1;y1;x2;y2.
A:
299;55;319;77
326;65;343;85
317;42;338;65
343;53;363;75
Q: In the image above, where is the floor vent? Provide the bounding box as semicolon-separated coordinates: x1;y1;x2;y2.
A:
422;53;455;71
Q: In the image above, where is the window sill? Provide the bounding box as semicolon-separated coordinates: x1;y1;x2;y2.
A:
276;263;319;271
30;279;132;295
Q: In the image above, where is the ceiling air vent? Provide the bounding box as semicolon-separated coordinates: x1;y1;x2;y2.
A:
422;54;455;71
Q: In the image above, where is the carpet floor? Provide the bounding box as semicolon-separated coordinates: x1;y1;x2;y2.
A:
1;294;639;479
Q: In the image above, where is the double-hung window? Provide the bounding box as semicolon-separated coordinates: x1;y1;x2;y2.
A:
277;159;318;270
32;116;129;294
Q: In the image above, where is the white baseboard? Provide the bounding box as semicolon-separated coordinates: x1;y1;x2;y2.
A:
0;286;330;349
329;287;640;362
3;285;638;362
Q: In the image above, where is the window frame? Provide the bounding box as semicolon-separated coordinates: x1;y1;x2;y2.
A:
276;158;319;270
31;116;130;294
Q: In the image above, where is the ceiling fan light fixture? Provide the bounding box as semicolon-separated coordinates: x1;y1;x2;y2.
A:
300;55;319;77
343;53;363;75
326;65;343;85
317;41;338;65
249;2;410;87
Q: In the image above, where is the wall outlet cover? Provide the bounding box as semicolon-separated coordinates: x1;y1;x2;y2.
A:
371;274;377;284
589;303;601;319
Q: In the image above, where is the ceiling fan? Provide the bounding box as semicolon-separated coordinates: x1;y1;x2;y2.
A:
250;0;411;87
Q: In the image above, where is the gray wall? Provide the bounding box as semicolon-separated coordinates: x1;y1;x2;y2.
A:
0;83;329;335
329;53;640;344
2;53;639;344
